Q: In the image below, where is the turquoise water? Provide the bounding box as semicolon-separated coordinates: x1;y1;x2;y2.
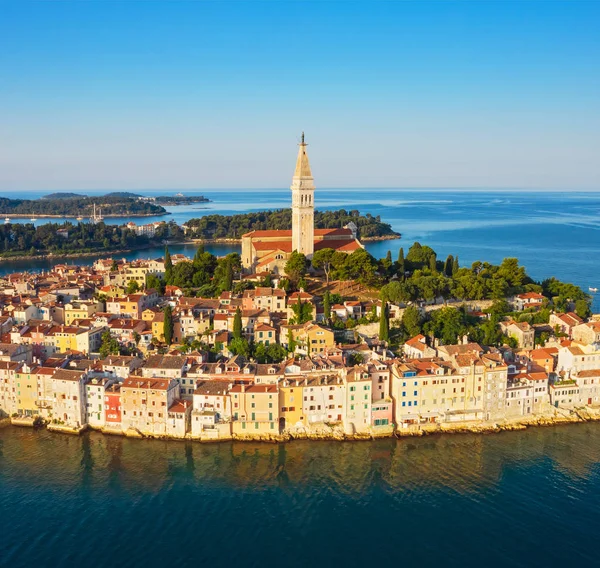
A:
1;189;599;309
2;424;600;567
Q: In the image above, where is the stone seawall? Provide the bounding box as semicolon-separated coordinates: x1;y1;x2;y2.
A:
7;408;600;443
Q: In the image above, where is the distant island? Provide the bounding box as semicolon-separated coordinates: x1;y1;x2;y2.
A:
0;193;210;218
0;220;181;259
183;209;401;241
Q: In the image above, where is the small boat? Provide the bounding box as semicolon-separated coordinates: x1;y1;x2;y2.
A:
590;287;598;293
76;216;84;221
4;217;10;224
30;217;37;222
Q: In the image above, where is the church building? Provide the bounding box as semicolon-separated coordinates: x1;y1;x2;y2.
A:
241;134;362;273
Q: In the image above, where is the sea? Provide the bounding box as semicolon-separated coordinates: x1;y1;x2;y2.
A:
1;188;599;310
2;423;600;567
2;188;600;566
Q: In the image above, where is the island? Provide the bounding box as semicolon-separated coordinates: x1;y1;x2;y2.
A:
183;208;401;241
0;192;211;219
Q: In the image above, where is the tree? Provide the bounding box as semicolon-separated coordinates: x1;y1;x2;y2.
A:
312;248;335;286
323;290;331;321
125;280;140;294
164;246;173;285
285;251;308;284
233;307;242;339
99;331;120;357
575;298;591;319
379;302;389;341
452;255;460;275
444;255;454;277
228;337;250;357
291;299;313;324
287;328;298;353
402;305;423;338
163;305;174;345
146;273;164;294
397;247;405;278
429;253;437;273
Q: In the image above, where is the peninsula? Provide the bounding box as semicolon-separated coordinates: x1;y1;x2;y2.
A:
1;135;598;445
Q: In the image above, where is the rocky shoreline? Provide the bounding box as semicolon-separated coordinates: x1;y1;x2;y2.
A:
8;408;600;443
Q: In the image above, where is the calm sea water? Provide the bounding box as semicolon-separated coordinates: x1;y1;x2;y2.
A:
1;188;599;309
1;424;600;567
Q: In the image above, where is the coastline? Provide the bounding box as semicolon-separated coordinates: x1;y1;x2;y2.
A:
10;406;600;443
1;212;170;219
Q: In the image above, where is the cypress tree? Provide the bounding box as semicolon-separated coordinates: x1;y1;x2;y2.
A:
386;250;392;263
397;247;405;277
379;301;389;342
164;246;173;285
163;305;173;345
223;262;233;291
429;253;437;273
444;254;454;277
453;255;460;274
323;290;331;320
233;307;242;339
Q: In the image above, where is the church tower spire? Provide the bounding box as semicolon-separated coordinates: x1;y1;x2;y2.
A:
291;132;315;257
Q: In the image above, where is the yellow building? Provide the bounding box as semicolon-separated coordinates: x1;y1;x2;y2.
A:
65;301;101;325
281;322;334;356
230;384;279;435
15;363;40;417
278;379;304;430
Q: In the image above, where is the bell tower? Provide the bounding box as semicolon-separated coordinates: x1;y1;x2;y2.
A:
291;132;315;257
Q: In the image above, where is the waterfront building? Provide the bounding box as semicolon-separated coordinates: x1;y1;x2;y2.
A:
104;383;122;428
86;376;116;428
45;368;88;428
120;377;180;436
345;366;372;434
230;384;279;435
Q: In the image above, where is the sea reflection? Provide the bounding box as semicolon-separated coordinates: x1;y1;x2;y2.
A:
3;424;600;495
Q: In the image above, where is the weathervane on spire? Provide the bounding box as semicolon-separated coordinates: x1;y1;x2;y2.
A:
301;131;305;145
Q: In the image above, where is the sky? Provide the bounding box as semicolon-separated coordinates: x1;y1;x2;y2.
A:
0;0;599;191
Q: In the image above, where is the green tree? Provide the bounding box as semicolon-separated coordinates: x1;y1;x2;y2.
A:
125;280;140;294
402;305;423;337
233;307;243;339
285;251;308;284
99;331;120;357
164;246;173;285
452;255;460;274
429;253;437;273
397;247;406;277
228;337;250;357
323;290;331;320
163;305;174;345
379;302;389;341
312;248;335;285
575;298;591;319
291;299;313;324
287;328;298;353
444;254;454;277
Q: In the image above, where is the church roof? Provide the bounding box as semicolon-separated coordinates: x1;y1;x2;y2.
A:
293;134;313;179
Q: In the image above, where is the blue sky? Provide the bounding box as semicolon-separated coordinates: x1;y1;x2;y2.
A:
1;0;599;191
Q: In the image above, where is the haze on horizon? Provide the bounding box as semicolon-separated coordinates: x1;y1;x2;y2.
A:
1;1;599;192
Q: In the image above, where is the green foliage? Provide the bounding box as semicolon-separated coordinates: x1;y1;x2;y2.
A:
379;302;389;341
233;307;243;339
323;290;331;320
99;331;120;357
184;208;399;240
0;195;166;216
125;280;140;294
285;251;308;283
163;305;174;345
312;248;336;284
254;342;288;363
287;328;297;353
146;273;164;294
423;307;470;346
406;242;437;270
402;306;423;337
575;298;591;319
164;247;173;285
228;337;250;357
290;299;313;325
